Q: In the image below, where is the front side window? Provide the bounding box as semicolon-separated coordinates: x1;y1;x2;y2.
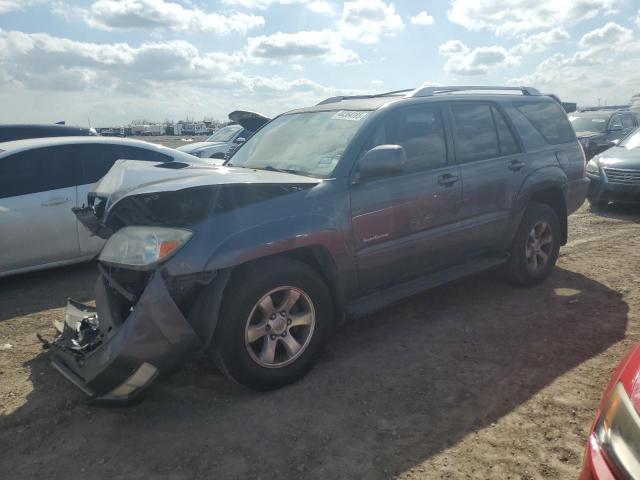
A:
0;146;75;199
450;103;500;162
610;115;623;129
361;104;447;175
621;114;636;128
228;111;370;178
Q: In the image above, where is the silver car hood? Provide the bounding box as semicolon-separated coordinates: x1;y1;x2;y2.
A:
92;160;320;212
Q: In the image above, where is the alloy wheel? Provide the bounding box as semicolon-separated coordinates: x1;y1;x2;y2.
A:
526;221;553;272
244;286;316;368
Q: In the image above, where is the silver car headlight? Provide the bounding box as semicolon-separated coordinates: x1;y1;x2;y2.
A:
586;159;600;176
594;382;640;477
99;226;192;268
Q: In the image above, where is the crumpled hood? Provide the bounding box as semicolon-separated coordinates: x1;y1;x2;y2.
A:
596;146;640;170
92;160;320;212
176;141;226;153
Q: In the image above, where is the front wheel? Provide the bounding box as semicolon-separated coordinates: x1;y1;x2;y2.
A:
212;258;333;390
506;203;561;286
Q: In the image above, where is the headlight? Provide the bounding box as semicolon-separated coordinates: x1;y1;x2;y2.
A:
586;159;600;176
99;226;192;268
594;382;640;477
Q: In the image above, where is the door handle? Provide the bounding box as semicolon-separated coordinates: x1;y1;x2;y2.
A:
41;197;70;207
437;173;459;187
508;160;526;172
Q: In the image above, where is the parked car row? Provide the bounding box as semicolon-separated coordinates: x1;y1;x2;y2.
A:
569;108;640;159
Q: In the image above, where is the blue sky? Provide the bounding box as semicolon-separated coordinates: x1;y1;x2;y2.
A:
0;0;639;126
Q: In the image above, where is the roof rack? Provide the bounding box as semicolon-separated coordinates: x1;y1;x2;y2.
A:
578;105;631;112
316;89;414;106
406;85;542;98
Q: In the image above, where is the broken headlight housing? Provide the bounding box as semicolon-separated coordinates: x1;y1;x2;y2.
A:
594;382;640;477
586;159;600;176
99;226;192;269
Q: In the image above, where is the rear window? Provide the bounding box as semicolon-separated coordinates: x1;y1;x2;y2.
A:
515;101;575;145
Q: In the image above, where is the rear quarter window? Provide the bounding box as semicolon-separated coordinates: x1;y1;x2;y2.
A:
515;101;576;145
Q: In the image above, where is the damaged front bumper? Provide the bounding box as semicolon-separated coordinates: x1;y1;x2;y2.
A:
48;271;202;405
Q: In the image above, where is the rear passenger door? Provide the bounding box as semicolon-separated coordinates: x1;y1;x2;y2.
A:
0;146;80;273
446;102;526;251
350;103;464;293
76;144;172;256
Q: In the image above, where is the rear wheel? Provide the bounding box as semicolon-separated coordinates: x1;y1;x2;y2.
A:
506;203;561;286
212;258;333;390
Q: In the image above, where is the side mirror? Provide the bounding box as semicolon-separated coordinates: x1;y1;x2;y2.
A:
235;137;246;144
357;144;406;181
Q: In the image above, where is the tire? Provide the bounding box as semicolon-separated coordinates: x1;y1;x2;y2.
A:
506;203;561;286
212;257;333;390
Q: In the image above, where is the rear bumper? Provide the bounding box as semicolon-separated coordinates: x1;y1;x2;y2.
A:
588;176;640;204
49;272;201;405
567;177;590;214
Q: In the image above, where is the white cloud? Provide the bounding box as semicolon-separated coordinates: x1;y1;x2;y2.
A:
247;29;359;64
511;28;570;55
510;23;639;105
307;1;334;15
439;40;519;75
0;28;348;124
340;0;404;44
410;11;434;26
73;0;264;34
636;10;640;29
579;21;632;48
448;0;619;36
223;0;310;9
0;0;42;14
438;39;468;56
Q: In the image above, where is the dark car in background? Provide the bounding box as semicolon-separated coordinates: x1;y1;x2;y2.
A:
48;86;588;404
586;127;640;206
569;109;639;160
0;123;98;142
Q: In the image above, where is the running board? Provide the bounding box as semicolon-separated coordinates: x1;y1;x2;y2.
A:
348;254;508;318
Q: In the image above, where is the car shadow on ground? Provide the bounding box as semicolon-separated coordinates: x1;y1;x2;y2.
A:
589;202;640;222
0;262;97;322
0;266;628;479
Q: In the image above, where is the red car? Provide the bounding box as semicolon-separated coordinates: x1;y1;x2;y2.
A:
581;344;640;479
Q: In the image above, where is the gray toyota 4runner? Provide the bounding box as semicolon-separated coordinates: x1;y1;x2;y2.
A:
49;86;589;404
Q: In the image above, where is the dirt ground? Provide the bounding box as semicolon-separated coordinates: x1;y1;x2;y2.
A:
1;200;640;479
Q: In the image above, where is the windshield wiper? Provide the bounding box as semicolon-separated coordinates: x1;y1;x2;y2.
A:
258;165;302;175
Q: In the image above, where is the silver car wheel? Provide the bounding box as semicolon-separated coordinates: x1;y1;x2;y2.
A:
244;286;316;369
526;221;553;272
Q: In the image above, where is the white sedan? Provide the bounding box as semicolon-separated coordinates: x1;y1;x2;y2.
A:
0;136;208;277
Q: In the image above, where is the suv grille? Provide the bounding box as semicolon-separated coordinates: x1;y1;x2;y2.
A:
604;168;640;185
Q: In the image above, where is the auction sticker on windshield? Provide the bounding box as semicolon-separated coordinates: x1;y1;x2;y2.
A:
332;111;369;121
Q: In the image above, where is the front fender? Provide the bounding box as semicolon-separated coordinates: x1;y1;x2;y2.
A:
204;214;353;273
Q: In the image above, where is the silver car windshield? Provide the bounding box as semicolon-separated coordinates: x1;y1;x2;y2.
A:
228;110;370;178
207;125;242;142
569;115;608;133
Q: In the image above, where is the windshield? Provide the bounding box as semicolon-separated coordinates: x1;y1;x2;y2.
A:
227;110;370;178
207;125;242;143
569;115;608;133
619;128;640;149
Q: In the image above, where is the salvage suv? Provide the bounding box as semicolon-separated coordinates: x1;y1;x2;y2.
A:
48;86;589;403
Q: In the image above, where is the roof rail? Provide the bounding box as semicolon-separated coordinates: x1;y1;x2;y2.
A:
578;105;631;112
316;89;414;106
406;85;541;98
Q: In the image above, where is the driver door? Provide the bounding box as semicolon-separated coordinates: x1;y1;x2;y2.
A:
350;104;464;294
